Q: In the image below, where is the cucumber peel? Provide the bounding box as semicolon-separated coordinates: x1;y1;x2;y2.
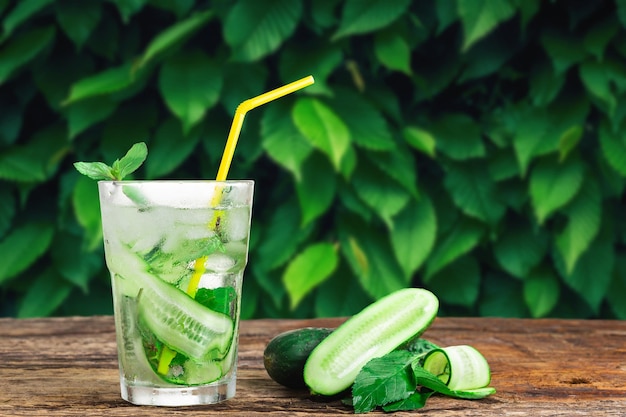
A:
303;288;439;396
423;345;491;391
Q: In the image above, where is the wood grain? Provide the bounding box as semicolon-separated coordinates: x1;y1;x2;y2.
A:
0;316;625;416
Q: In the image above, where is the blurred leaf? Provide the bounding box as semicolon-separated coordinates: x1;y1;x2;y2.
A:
67;96;117;139
479;272;527;317
494;220;549;279
558;125;583;162
256;197;313;272
0;104;21;145
0;124;69;182
457;0;515;51
224;0;303;62
310;0;341;29
148;0;195;18
250;264;284;310
100;102;157;164
146;118;199;178
295;153;336;227
0;26;56;85
136;10;214;69
555;178;601;275
0;184;15;238
332;88;395;151
283;242;338;309
367;144;419;199
429;113;485;160
72;175;102;251
607;256;626;319
0;222;54;285
332;0;411;41
51;232;102;292
221;63;268;114
390;196;436;279
529;156;585;224
315;262;372;317
279;43;342;96
529;61;565;107
444;160;506;225
618;0;626;29
403;126;436;158
557;227;613;314
579;60;617;116
425;218;484;280
55;0;101;49
260;101;312;181
541;29;586;74
1;0;53;38
458;29;517;82
583;16;619;61
108;0;147;23
511;104;548;177
523;267;560;318
17;268;73;318
292;97;351;171
63;62;136;105
339;216;407;299
375;30;411;75
351;158;411;229
158;50;222;134
599;119;626;176
426;257;480;308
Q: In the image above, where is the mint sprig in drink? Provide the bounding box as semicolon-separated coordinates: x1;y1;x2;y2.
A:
76;75;314;406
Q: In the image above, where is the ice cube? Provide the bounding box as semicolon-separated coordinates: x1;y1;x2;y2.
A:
203;253;236;272
221;207;250;242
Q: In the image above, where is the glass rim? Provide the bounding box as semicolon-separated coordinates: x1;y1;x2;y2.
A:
97;179;254;185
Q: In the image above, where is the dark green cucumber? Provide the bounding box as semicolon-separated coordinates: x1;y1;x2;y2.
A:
304;288;439;396
264;327;333;388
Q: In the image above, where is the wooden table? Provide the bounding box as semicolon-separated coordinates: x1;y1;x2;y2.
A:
0;316;625;416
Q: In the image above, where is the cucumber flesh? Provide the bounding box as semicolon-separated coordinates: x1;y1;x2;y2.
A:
137;274;234;361
423;345;491;391
303;288;438;396
111;243;234;362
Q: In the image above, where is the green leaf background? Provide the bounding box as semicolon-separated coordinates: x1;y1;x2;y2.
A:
0;0;624;319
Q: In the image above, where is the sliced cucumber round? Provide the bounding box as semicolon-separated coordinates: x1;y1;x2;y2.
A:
303;288;439;396
423;345;491;391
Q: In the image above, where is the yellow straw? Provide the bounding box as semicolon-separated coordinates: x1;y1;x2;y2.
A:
216;75;314;181
158;76;315;373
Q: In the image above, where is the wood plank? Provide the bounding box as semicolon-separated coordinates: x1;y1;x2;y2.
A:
0;316;625;415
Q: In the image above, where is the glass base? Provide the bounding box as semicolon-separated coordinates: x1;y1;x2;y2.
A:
120;378;236;406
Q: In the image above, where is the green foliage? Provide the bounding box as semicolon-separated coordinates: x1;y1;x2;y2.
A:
1;0;625;319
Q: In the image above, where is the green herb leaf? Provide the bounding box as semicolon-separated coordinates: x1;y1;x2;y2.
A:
111;142;148;180
382;391;432;412
195;287;237;315
74;141;147;181
352;350;416;413
73;161;115;180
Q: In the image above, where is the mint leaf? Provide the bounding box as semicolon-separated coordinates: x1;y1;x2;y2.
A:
73;161;116;180
195;287;236;315
382;390;432;412
352;350;416;413
111;142;148;179
74;141;147;181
